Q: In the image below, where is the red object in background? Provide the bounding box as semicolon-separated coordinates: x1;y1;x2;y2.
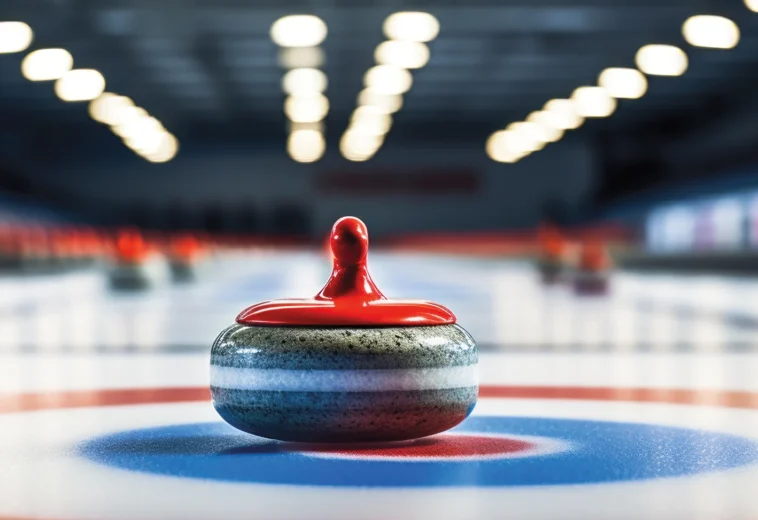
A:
170;233;202;261
115;229;150;263
578;240;610;272
537;223;567;259
236;216;457;326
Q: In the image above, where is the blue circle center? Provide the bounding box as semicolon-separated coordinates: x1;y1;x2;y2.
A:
78;416;758;487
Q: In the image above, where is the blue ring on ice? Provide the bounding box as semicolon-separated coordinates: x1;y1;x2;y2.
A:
78;416;758;487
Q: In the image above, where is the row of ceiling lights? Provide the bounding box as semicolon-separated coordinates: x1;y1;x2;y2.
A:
487;9;747;164
0;21;177;163
339;12;439;162
272;15;329;164
269;11;439;164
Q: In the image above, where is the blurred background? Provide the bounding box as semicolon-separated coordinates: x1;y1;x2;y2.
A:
0;0;756;254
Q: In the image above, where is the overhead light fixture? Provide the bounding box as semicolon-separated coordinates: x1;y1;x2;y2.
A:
682;15;740;49
88;93;134;125
278;46;325;69
635;44;688;76
526;112;564;142
486;131;526;163
111;106;148;137
351;106;393;136
571;86;617;118
282;67;328;95
288;129;326;163
375;40;430;69
598;68;648;99
124;117;166;154
505;123;543;153
21;48;73;81
145;133;179;163
383;12;439;42
364;65;413;95
543;99;584;130
270;15;327;48
340;131;383;162
357;89;403;113
54;69;106;102
747;0;758;12
0;21;33;54
284;93;329;123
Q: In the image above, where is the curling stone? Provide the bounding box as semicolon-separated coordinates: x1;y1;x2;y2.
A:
108;229;169;290
536;223;569;284
573;240;611;295
210;216;479;443
168;233;205;282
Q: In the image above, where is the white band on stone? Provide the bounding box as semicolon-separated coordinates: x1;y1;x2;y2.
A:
210;364;479;392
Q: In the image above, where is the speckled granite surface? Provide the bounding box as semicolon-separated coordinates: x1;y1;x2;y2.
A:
210;323;478;442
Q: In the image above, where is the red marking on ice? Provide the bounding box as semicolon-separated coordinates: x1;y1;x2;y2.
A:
2;385;758;415
305;434;533;459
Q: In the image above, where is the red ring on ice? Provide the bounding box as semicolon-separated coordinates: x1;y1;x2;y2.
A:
302;434;536;461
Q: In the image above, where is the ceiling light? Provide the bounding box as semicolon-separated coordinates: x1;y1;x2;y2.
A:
111;107;148;136
357;89;403;113
747;0;758;12
288;129;325;163
598;68;648;99
505;123;542;153
284;94;329;123
508;122;547;148
351;105;392;135
526;112;565;142
282;67;327;95
270;15;327;47
278;46;325;69
364;65;413;95
0;22;33;54
486;131;526;163
21;48;73;81
383;12;439;42
375;40;430;69
124;117;166;154
340;131;383;162
54;69;106;102
543;99;584;130
571;86;617;118
145;133;179;163
88;93;134;125
635;44;688;76
682;15;740;49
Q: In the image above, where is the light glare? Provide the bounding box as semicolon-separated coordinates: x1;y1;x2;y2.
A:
543;99;584;130
364;65;413;95
375;40;430;69
282;68;327;95
682;15;740;49
571;86;617;118
636;44;688;76
288;129;326;163
284;94;330;123
271;15;327;47
383;12;440;42
54;69;106;102
358;89;403;113
598;68;648;99
22;48;73;81
0;22;33;54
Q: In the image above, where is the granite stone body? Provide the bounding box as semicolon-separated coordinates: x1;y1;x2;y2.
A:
210;323;479;443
